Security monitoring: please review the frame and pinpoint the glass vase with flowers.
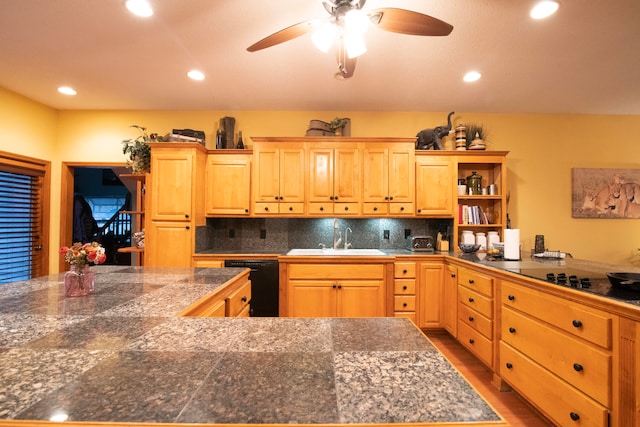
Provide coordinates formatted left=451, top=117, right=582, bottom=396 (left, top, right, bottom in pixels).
left=59, top=242, right=106, bottom=297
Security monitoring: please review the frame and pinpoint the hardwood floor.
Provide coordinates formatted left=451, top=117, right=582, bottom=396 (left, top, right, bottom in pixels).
left=424, top=331, right=554, bottom=427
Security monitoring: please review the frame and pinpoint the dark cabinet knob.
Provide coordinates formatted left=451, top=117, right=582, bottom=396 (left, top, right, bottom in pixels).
left=320, top=207, right=324, bottom=211
left=244, top=209, right=249, bottom=213
left=403, top=303, right=408, bottom=307
left=289, top=206, right=293, bottom=211
left=572, top=320, right=583, bottom=328
left=241, top=296, right=247, bottom=303
left=468, top=316, right=474, bottom=322
left=344, top=206, right=349, bottom=211
left=573, top=363, right=584, bottom=372
left=508, top=294, right=515, bottom=301
left=337, top=284, right=342, bottom=289
left=569, top=412, right=580, bottom=421
left=385, top=196, right=389, bottom=200
left=373, top=207, right=378, bottom=211
left=279, top=196, right=284, bottom=200
left=417, top=209, right=421, bottom=213
left=403, top=285, right=407, bottom=290
left=451, top=273, right=456, bottom=278
left=400, top=206, right=404, bottom=211
left=330, top=196, right=334, bottom=200
left=468, top=297, right=474, bottom=303
left=403, top=269, right=408, bottom=274
left=274, top=196, right=279, bottom=200
left=468, top=279, right=475, bottom=284
left=505, top=362, right=513, bottom=369
left=509, top=327, right=516, bottom=334
left=185, top=214, right=189, bottom=218
left=389, top=196, right=394, bottom=201
left=469, top=339, right=475, bottom=344
left=185, top=226, right=190, bottom=230
left=334, top=196, right=339, bottom=200
left=264, top=207, right=269, bottom=211
left=332, top=284, right=337, bottom=289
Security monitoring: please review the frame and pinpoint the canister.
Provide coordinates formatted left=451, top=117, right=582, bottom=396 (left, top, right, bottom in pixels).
left=487, top=231, right=500, bottom=248
left=466, top=171, right=482, bottom=195
left=475, top=232, right=487, bottom=250
left=461, top=230, right=475, bottom=245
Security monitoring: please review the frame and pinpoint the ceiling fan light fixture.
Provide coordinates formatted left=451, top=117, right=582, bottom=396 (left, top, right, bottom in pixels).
left=126, top=0, right=153, bottom=17
left=344, top=32, right=367, bottom=58
left=344, top=9, right=369, bottom=34
left=312, top=21, right=338, bottom=52
left=530, top=1, right=559, bottom=19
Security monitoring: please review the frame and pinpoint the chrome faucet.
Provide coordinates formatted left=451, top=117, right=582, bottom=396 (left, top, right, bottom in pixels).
left=344, top=227, right=352, bottom=249
left=333, top=218, right=341, bottom=249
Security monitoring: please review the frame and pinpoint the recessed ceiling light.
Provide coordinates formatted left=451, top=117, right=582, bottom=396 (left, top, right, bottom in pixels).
left=530, top=1, right=559, bottom=19
left=463, top=71, right=481, bottom=83
left=187, top=70, right=205, bottom=81
left=126, top=0, right=153, bottom=17
left=58, top=86, right=77, bottom=96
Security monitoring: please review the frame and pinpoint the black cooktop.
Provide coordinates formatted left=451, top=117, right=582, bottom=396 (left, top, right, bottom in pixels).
left=507, top=268, right=640, bottom=305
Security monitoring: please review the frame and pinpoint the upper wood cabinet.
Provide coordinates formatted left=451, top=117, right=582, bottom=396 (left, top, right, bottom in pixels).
left=415, top=154, right=454, bottom=216
left=149, top=149, right=194, bottom=221
left=362, top=142, right=415, bottom=215
left=205, top=153, right=251, bottom=216
left=252, top=141, right=305, bottom=215
left=307, top=143, right=361, bottom=215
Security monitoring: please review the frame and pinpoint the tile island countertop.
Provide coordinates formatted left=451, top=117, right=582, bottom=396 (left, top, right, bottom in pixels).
left=0, top=266, right=505, bottom=427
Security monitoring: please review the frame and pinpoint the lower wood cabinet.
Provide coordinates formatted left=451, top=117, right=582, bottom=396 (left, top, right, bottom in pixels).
left=282, top=262, right=388, bottom=318
left=443, top=263, right=458, bottom=336
left=178, top=270, right=251, bottom=318
left=145, top=221, right=192, bottom=267
left=418, top=262, right=444, bottom=328
left=499, top=280, right=613, bottom=427
left=393, top=261, right=416, bottom=322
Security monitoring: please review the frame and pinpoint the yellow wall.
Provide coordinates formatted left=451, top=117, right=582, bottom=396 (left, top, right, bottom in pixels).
left=2, top=87, right=639, bottom=271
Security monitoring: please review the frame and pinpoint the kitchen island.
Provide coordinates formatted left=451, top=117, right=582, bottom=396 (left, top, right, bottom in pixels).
left=0, top=266, right=504, bottom=426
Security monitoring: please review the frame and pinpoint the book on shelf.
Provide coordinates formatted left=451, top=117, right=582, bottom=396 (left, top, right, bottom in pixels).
left=458, top=204, right=489, bottom=225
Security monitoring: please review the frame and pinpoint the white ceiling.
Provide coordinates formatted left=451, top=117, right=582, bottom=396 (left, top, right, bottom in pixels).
left=0, top=0, right=639, bottom=114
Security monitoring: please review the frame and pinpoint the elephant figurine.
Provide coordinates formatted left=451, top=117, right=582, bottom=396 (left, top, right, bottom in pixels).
left=416, top=111, right=455, bottom=150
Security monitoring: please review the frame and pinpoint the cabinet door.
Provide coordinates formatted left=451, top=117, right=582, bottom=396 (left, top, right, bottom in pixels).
left=416, top=156, right=454, bottom=216
left=279, top=147, right=305, bottom=203
left=289, top=281, right=335, bottom=317
left=362, top=146, right=389, bottom=202
left=205, top=154, right=251, bottom=215
left=338, top=280, right=385, bottom=317
left=145, top=221, right=192, bottom=266
left=307, top=147, right=333, bottom=203
left=419, top=262, right=444, bottom=328
left=443, top=264, right=458, bottom=336
left=150, top=151, right=193, bottom=220
left=253, top=146, right=280, bottom=202
left=388, top=146, right=415, bottom=203
left=334, top=146, right=360, bottom=202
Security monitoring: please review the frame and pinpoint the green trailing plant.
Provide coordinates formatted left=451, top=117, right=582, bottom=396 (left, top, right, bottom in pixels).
left=329, top=117, right=348, bottom=132
left=121, top=125, right=164, bottom=173
left=465, top=124, right=489, bottom=148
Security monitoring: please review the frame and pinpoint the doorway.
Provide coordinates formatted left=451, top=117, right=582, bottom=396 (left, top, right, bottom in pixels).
left=60, top=163, right=140, bottom=271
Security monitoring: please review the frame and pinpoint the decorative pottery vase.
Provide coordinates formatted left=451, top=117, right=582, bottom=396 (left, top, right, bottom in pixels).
left=64, top=264, right=95, bottom=297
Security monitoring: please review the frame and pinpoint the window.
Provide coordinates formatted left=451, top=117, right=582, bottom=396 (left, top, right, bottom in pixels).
left=0, top=152, right=50, bottom=284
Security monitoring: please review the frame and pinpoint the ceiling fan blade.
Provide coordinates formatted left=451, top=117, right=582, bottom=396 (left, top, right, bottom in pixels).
left=247, top=21, right=314, bottom=52
left=369, top=8, right=453, bottom=36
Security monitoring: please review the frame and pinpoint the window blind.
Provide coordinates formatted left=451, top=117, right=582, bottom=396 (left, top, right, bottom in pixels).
left=0, top=170, right=43, bottom=284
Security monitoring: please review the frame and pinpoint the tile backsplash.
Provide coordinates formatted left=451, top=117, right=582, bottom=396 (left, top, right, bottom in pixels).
left=196, top=218, right=453, bottom=253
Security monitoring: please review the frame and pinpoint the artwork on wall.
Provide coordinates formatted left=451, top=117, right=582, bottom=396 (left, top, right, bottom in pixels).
left=572, top=168, right=640, bottom=218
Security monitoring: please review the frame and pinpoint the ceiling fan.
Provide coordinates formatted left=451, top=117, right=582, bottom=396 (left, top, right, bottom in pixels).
left=246, top=0, right=453, bottom=79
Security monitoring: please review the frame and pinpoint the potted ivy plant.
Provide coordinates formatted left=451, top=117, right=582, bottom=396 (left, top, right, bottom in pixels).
left=329, top=117, right=348, bottom=136
left=121, top=125, right=164, bottom=174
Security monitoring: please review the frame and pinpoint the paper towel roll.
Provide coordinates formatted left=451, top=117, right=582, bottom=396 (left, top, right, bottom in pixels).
left=504, top=228, right=520, bottom=260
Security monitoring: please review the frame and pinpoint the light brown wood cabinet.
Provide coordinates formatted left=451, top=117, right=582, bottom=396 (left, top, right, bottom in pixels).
left=307, top=143, right=361, bottom=215
left=283, top=262, right=387, bottom=318
left=499, top=280, right=613, bottom=426
left=145, top=143, right=206, bottom=266
left=418, top=262, right=444, bottom=328
left=393, top=261, right=417, bottom=322
left=205, top=153, right=251, bottom=216
left=179, top=270, right=251, bottom=318
left=415, top=154, right=454, bottom=216
left=362, top=142, right=415, bottom=215
left=252, top=141, right=305, bottom=215
left=443, top=263, right=458, bottom=336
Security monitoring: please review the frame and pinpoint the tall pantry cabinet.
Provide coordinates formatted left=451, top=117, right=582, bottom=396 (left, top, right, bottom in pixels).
left=145, top=143, right=207, bottom=266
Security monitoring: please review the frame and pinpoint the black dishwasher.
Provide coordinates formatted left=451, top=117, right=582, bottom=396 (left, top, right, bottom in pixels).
left=223, top=260, right=279, bottom=317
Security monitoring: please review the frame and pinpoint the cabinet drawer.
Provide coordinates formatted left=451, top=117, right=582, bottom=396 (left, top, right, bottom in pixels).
left=236, top=303, right=251, bottom=318
left=389, top=202, right=414, bottom=215
left=394, top=311, right=416, bottom=323
left=226, top=279, right=251, bottom=317
left=254, top=202, right=279, bottom=215
left=362, top=203, right=388, bottom=215
left=333, top=202, right=360, bottom=215
left=394, top=262, right=416, bottom=278
left=458, top=285, right=493, bottom=319
left=500, top=342, right=609, bottom=427
left=308, top=203, right=333, bottom=215
left=394, top=279, right=416, bottom=294
left=289, top=264, right=384, bottom=280
left=280, top=203, right=305, bottom=214
left=394, top=295, right=416, bottom=311
left=502, top=281, right=612, bottom=349
left=502, top=307, right=611, bottom=406
left=457, top=321, right=493, bottom=368
left=458, top=303, right=492, bottom=339
left=458, top=268, right=493, bottom=297
left=192, top=259, right=224, bottom=268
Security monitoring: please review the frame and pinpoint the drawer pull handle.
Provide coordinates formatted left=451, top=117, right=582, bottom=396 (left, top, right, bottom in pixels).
left=468, top=279, right=475, bottom=284
left=509, top=327, right=516, bottom=334
left=344, top=206, right=349, bottom=211
left=469, top=339, right=475, bottom=344
left=572, top=320, right=583, bottom=328
left=403, top=269, right=408, bottom=274
left=573, top=363, right=584, bottom=372
left=468, top=316, right=474, bottom=322
left=451, top=273, right=456, bottom=278
left=289, top=206, right=293, bottom=211
left=264, top=207, right=269, bottom=211
left=241, top=296, right=247, bottom=303
left=332, top=284, right=337, bottom=289
left=508, top=294, right=515, bottom=301
left=468, top=297, right=474, bottom=303
left=337, top=284, right=342, bottom=289
left=400, top=206, right=404, bottom=211
left=505, top=362, right=513, bottom=369
left=279, top=196, right=284, bottom=200
left=320, top=207, right=324, bottom=211
left=403, top=303, right=408, bottom=307
left=569, top=412, right=580, bottom=421
left=402, top=285, right=408, bottom=290
left=373, top=207, right=378, bottom=211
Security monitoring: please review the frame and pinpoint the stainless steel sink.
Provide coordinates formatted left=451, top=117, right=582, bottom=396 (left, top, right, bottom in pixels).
left=286, top=248, right=386, bottom=256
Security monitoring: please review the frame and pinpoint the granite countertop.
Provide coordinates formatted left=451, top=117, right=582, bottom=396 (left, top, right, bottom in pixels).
left=0, top=266, right=503, bottom=426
